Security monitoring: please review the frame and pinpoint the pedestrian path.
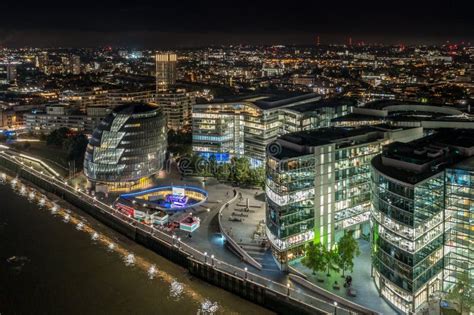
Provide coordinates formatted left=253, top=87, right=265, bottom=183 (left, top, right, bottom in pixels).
left=292, top=240, right=397, bottom=315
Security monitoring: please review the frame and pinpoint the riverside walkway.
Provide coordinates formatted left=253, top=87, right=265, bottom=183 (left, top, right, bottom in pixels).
left=0, top=147, right=377, bottom=315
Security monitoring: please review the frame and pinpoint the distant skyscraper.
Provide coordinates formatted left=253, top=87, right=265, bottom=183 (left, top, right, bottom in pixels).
left=35, top=52, right=49, bottom=73
left=155, top=53, right=177, bottom=92
left=0, top=63, right=17, bottom=84
left=7, top=64, right=17, bottom=83
left=70, top=55, right=81, bottom=75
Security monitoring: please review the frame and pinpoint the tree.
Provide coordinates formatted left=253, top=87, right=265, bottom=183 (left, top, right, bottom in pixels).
left=208, top=154, right=218, bottom=177
left=167, top=130, right=192, bottom=156
left=301, top=242, right=327, bottom=276
left=232, top=157, right=252, bottom=186
left=446, top=272, right=474, bottom=315
left=63, top=133, right=88, bottom=170
left=323, top=247, right=340, bottom=277
left=337, top=230, right=361, bottom=276
left=46, top=127, right=69, bottom=146
left=249, top=166, right=265, bottom=189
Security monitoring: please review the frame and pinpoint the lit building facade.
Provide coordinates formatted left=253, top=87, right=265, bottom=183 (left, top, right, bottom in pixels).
left=444, top=162, right=474, bottom=298
left=156, top=53, right=177, bottom=92
left=370, top=130, right=474, bottom=314
left=24, top=106, right=110, bottom=134
left=156, top=89, right=195, bottom=131
left=332, top=99, right=474, bottom=130
left=70, top=55, right=81, bottom=75
left=59, top=89, right=156, bottom=112
left=192, top=94, right=355, bottom=166
left=84, top=103, right=167, bottom=193
left=265, top=125, right=423, bottom=270
left=0, top=63, right=17, bottom=84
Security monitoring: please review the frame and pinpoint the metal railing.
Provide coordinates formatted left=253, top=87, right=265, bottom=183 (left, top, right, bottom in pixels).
left=217, top=191, right=263, bottom=270
left=0, top=151, right=360, bottom=315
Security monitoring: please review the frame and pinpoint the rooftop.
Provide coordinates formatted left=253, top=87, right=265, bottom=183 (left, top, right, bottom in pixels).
left=287, top=97, right=357, bottom=113
left=373, top=129, right=474, bottom=184
left=207, top=92, right=321, bottom=110
left=363, top=99, right=427, bottom=110
left=450, top=156, right=474, bottom=172
left=272, top=125, right=404, bottom=159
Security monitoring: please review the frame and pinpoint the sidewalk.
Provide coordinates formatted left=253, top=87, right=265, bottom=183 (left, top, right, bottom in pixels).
left=292, top=240, right=397, bottom=315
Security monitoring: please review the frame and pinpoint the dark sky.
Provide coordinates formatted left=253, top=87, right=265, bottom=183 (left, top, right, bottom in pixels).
left=2, top=1, right=473, bottom=47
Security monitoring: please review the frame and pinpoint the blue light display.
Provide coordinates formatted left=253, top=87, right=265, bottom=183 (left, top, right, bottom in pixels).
left=198, top=152, right=230, bottom=162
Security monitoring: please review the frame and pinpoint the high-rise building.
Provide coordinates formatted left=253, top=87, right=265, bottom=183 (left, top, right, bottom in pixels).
left=192, top=94, right=355, bottom=166
left=35, top=52, right=49, bottom=73
left=156, top=89, right=195, bottom=132
left=370, top=129, right=474, bottom=314
left=0, top=63, right=17, bottom=84
left=70, top=55, right=81, bottom=75
left=155, top=53, right=177, bottom=92
left=265, top=125, right=423, bottom=270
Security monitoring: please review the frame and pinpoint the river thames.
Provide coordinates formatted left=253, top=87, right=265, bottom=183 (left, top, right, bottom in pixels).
left=0, top=183, right=273, bottom=315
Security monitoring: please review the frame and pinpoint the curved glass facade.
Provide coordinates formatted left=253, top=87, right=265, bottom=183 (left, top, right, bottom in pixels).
left=266, top=154, right=316, bottom=268
left=84, top=103, right=167, bottom=191
left=371, top=158, right=444, bottom=314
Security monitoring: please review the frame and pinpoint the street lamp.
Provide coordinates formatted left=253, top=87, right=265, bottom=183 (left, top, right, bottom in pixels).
left=244, top=267, right=248, bottom=280
left=204, top=252, right=208, bottom=264
left=211, top=254, right=215, bottom=267
left=287, top=283, right=291, bottom=296
left=334, top=301, right=338, bottom=315
left=177, top=237, right=181, bottom=249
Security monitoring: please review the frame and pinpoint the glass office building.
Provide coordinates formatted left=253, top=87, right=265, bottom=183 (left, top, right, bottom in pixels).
left=192, top=93, right=355, bottom=166
left=84, top=103, right=167, bottom=192
left=265, top=125, right=423, bottom=270
left=444, top=162, right=474, bottom=293
left=370, top=130, right=474, bottom=314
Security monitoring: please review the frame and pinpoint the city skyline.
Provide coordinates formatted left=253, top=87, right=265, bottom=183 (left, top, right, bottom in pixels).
left=0, top=4, right=472, bottom=315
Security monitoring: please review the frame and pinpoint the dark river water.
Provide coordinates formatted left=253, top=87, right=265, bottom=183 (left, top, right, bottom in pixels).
left=0, top=183, right=273, bottom=315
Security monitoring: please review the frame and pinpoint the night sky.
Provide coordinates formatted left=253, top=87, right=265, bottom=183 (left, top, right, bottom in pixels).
left=2, top=1, right=473, bottom=47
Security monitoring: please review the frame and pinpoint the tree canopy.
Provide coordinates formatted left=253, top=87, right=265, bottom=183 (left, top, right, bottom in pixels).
left=446, top=272, right=474, bottom=315
left=337, top=230, right=361, bottom=276
left=301, top=242, right=326, bottom=275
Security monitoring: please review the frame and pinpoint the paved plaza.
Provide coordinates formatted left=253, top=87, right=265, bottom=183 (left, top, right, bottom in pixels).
left=293, top=239, right=398, bottom=314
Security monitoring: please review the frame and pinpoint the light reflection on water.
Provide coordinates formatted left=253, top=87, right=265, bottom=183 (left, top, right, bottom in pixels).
left=0, top=175, right=273, bottom=315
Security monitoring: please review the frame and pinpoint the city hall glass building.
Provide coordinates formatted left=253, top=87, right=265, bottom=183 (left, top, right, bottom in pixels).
left=84, top=103, right=167, bottom=192
left=192, top=93, right=355, bottom=166
left=370, top=130, right=474, bottom=314
left=265, top=125, right=422, bottom=270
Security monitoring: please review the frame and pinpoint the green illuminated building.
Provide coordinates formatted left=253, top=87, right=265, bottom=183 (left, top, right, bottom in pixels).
left=265, top=125, right=422, bottom=270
